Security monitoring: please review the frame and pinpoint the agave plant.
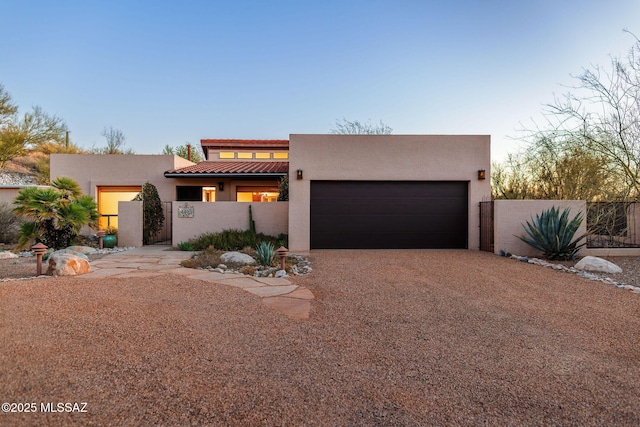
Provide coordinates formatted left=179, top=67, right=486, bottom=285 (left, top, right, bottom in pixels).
left=255, top=241, right=276, bottom=266
left=518, top=206, right=589, bottom=260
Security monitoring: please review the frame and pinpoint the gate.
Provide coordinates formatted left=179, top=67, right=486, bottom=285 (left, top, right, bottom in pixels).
left=145, top=201, right=172, bottom=245
left=479, top=201, right=494, bottom=252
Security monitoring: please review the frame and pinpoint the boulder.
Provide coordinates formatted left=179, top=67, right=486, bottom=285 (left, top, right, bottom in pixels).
left=575, top=256, right=622, bottom=274
left=220, top=251, right=256, bottom=265
left=66, top=245, right=98, bottom=255
left=46, top=252, right=91, bottom=276
left=0, top=251, right=18, bottom=259
left=52, top=249, right=90, bottom=261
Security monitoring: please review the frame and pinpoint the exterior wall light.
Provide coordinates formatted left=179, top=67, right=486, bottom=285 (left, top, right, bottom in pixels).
left=296, top=169, right=303, bottom=180
left=218, top=182, right=224, bottom=191
left=478, top=169, right=486, bottom=180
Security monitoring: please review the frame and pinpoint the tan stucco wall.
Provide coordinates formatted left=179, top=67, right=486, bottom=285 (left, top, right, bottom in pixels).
left=50, top=154, right=195, bottom=202
left=173, top=202, right=288, bottom=246
left=0, top=186, right=50, bottom=206
left=494, top=200, right=587, bottom=257
left=288, top=134, right=491, bottom=252
left=118, top=201, right=143, bottom=247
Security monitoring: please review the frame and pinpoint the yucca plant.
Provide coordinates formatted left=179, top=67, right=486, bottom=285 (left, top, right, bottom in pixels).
left=255, top=241, right=276, bottom=266
left=518, top=206, right=589, bottom=260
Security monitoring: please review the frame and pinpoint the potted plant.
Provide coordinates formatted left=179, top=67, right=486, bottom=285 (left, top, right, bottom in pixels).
left=102, top=226, right=117, bottom=249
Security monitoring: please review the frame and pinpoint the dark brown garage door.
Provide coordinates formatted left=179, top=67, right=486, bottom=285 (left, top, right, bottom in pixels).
left=310, top=181, right=468, bottom=249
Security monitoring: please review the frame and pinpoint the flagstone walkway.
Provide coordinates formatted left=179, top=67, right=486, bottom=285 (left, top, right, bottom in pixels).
left=84, top=246, right=313, bottom=319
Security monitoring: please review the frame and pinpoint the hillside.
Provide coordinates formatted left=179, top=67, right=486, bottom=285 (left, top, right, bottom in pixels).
left=0, top=151, right=48, bottom=185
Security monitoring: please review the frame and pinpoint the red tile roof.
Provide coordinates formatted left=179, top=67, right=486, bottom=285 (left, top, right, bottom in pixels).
left=200, top=139, right=289, bottom=149
left=165, top=161, right=288, bottom=177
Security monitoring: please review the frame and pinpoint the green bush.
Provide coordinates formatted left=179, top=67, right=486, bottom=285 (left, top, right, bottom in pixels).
left=255, top=241, right=275, bottom=266
left=177, top=241, right=196, bottom=251
left=518, top=206, right=589, bottom=260
left=178, top=229, right=287, bottom=252
left=0, top=201, right=22, bottom=243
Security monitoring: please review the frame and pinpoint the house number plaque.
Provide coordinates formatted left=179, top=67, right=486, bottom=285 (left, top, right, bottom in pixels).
left=178, top=203, right=194, bottom=218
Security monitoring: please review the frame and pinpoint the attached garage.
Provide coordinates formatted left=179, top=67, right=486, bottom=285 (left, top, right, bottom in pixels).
left=310, top=181, right=468, bottom=249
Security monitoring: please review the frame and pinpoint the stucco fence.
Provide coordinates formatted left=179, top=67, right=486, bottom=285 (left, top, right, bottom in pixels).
left=117, top=201, right=288, bottom=248
left=493, top=200, right=640, bottom=258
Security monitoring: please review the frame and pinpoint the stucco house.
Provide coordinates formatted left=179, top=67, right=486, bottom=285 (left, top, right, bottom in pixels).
left=50, top=134, right=492, bottom=252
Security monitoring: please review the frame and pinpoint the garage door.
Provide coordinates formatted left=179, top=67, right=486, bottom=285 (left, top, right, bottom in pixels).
left=310, top=181, right=468, bottom=249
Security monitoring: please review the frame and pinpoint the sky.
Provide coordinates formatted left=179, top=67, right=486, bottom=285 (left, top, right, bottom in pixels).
left=1, top=0, right=639, bottom=161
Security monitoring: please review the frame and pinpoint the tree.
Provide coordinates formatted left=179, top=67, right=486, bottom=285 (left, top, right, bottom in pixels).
left=492, top=137, right=622, bottom=201
left=0, top=85, right=68, bottom=167
left=330, top=118, right=393, bottom=135
left=12, top=176, right=98, bottom=249
left=520, top=31, right=640, bottom=200
left=162, top=143, right=204, bottom=162
left=92, top=126, right=134, bottom=154
left=133, top=182, right=165, bottom=245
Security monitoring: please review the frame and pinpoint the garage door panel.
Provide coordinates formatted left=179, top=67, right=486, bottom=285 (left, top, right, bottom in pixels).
left=310, top=181, right=468, bottom=249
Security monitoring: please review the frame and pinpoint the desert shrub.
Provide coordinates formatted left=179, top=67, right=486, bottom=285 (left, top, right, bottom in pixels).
left=177, top=241, right=196, bottom=251
left=179, top=229, right=286, bottom=252
left=0, top=201, right=22, bottom=243
left=518, top=206, right=589, bottom=260
left=255, top=241, right=275, bottom=266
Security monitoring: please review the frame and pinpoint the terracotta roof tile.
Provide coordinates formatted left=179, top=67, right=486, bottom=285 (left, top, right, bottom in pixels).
left=165, top=161, right=288, bottom=176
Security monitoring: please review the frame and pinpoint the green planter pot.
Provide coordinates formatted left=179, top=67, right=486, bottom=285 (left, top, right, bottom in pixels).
left=103, top=235, right=117, bottom=249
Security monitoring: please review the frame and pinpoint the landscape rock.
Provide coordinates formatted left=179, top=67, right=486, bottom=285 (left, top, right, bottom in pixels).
left=275, top=269, right=288, bottom=278
left=575, top=256, right=622, bottom=274
left=52, top=249, right=90, bottom=261
left=0, top=251, right=18, bottom=259
left=220, top=251, right=256, bottom=265
left=46, top=252, right=91, bottom=276
left=66, top=245, right=98, bottom=255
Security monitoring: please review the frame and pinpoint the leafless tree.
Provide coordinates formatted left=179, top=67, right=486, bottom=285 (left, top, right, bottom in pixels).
left=330, top=118, right=393, bottom=135
left=94, top=126, right=133, bottom=154
left=520, top=30, right=640, bottom=200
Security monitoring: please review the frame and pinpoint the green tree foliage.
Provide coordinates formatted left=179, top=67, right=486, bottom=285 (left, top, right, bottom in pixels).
left=12, top=177, right=98, bottom=250
left=162, top=143, right=204, bottom=162
left=133, top=182, right=165, bottom=245
left=518, top=207, right=589, bottom=260
left=511, top=32, right=640, bottom=201
left=492, top=138, right=621, bottom=201
left=330, top=118, right=393, bottom=135
left=277, top=174, right=289, bottom=201
left=0, top=85, right=68, bottom=167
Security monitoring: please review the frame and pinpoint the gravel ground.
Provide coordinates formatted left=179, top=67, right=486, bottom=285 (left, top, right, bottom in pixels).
left=1, top=250, right=639, bottom=425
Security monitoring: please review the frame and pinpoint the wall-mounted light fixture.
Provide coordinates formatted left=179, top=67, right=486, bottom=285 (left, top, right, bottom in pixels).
left=218, top=182, right=224, bottom=191
left=478, top=169, right=486, bottom=180
left=296, top=169, right=303, bottom=180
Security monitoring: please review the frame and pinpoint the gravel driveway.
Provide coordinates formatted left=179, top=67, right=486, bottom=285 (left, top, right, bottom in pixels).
left=1, top=250, right=639, bottom=425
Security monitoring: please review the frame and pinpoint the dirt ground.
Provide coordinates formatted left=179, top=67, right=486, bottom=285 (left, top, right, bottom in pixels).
left=1, top=250, right=639, bottom=425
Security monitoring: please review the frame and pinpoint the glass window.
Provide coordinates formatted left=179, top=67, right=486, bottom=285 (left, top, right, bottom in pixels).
left=219, top=152, right=235, bottom=159
left=255, top=152, right=271, bottom=159
left=97, top=186, right=142, bottom=229
left=273, top=152, right=288, bottom=159
left=237, top=152, right=253, bottom=159
left=236, top=187, right=279, bottom=202
left=177, top=186, right=203, bottom=201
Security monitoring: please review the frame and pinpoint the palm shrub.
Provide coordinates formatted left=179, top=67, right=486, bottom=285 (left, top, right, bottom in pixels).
left=255, top=241, right=275, bottom=266
left=518, top=206, right=588, bottom=260
left=12, top=177, right=98, bottom=249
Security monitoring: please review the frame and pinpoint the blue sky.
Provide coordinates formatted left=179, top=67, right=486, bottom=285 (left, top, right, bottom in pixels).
left=1, top=0, right=638, bottom=161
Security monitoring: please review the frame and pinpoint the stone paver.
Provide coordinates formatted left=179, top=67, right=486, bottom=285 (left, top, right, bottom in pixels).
left=87, top=246, right=313, bottom=319
left=245, top=285, right=299, bottom=297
